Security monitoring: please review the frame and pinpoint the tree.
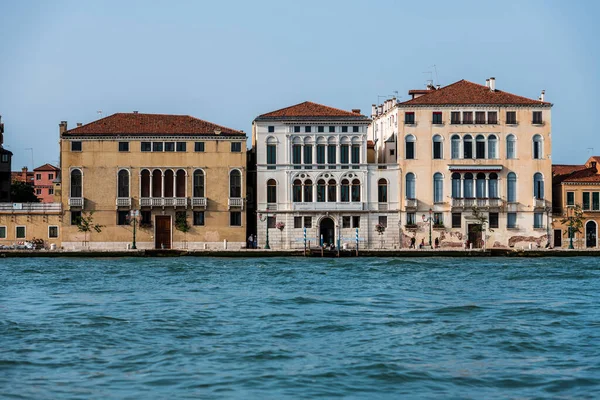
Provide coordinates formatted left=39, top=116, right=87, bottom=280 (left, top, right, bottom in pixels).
left=10, top=182, right=40, bottom=203
left=470, top=205, right=494, bottom=249
left=175, top=211, right=190, bottom=249
left=560, top=204, right=584, bottom=249
left=75, top=211, right=104, bottom=247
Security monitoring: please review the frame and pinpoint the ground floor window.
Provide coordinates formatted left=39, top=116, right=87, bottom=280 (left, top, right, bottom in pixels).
left=193, top=211, right=205, bottom=226
left=507, top=212, right=517, bottom=228
left=48, top=226, right=59, bottom=238
left=117, top=210, right=129, bottom=225
left=534, top=212, right=544, bottom=228
left=230, top=212, right=242, bottom=227
left=342, top=216, right=351, bottom=228
left=71, top=211, right=81, bottom=225
left=406, top=212, right=416, bottom=226
left=378, top=216, right=387, bottom=228
left=489, top=212, right=499, bottom=229
left=294, top=216, right=302, bottom=228
left=141, top=211, right=152, bottom=227
left=304, top=216, right=312, bottom=228
left=16, top=226, right=26, bottom=239
left=352, top=216, right=360, bottom=228
left=433, top=212, right=443, bottom=226
left=452, top=213, right=461, bottom=228
left=267, top=216, right=276, bottom=228
left=0, top=226, right=6, bottom=238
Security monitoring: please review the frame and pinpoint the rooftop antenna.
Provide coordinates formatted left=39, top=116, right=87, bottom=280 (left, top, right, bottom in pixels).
left=25, top=147, right=34, bottom=169
left=377, top=93, right=399, bottom=104
left=431, top=64, right=439, bottom=86
left=587, top=147, right=594, bottom=156
left=97, top=110, right=103, bottom=119
left=422, top=70, right=433, bottom=87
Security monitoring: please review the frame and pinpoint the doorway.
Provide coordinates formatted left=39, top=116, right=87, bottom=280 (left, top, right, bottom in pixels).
left=319, top=217, right=335, bottom=246
left=553, top=229, right=562, bottom=248
left=155, top=215, right=172, bottom=249
left=467, top=224, right=483, bottom=248
left=586, top=221, right=597, bottom=248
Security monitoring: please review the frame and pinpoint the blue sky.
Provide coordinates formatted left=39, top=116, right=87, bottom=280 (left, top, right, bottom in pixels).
left=1, top=0, right=598, bottom=168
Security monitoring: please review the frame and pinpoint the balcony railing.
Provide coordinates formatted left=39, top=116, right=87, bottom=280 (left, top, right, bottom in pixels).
left=292, top=202, right=363, bottom=211
left=451, top=198, right=502, bottom=208
left=0, top=202, right=62, bottom=213
left=228, top=197, right=244, bottom=209
left=164, top=197, right=188, bottom=207
left=191, top=197, right=207, bottom=207
left=534, top=197, right=546, bottom=208
left=68, top=197, right=84, bottom=207
left=116, top=197, right=132, bottom=207
left=140, top=197, right=188, bottom=208
left=266, top=203, right=278, bottom=211
left=405, top=198, right=417, bottom=208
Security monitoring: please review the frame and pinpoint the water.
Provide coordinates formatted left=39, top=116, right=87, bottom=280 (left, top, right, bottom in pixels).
left=1, top=257, right=599, bottom=399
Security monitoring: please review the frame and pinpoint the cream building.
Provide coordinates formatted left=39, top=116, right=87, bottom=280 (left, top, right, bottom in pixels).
left=372, top=78, right=553, bottom=248
left=60, top=112, right=247, bottom=250
left=252, top=102, right=400, bottom=250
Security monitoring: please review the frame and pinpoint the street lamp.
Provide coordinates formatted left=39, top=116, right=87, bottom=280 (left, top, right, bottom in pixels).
left=258, top=212, right=272, bottom=249
left=422, top=208, right=433, bottom=247
left=127, top=209, right=139, bottom=250
left=566, top=207, right=575, bottom=250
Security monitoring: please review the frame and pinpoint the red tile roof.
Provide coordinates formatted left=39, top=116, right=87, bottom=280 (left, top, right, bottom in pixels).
left=553, top=164, right=586, bottom=177
left=399, top=80, right=552, bottom=106
left=34, top=163, right=60, bottom=172
left=63, top=113, right=244, bottom=136
left=562, top=168, right=600, bottom=183
left=553, top=160, right=600, bottom=184
left=256, top=101, right=369, bottom=120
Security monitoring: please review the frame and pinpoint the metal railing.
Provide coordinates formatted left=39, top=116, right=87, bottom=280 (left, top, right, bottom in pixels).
left=68, top=197, right=84, bottom=207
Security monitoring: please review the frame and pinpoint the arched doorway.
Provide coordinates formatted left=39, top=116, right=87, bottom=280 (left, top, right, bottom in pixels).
left=586, top=221, right=597, bottom=248
left=319, top=217, right=335, bottom=247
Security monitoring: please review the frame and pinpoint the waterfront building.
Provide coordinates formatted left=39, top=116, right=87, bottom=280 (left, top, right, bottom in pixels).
left=371, top=78, right=553, bottom=248
left=252, top=102, right=400, bottom=250
left=0, top=116, right=12, bottom=202
left=33, top=163, right=60, bottom=203
left=59, top=112, right=247, bottom=250
left=552, top=157, right=600, bottom=248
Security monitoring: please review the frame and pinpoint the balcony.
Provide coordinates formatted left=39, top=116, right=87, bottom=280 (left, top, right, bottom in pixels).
left=405, top=198, right=417, bottom=209
left=292, top=202, right=363, bottom=211
left=228, top=197, right=244, bottom=209
left=140, top=197, right=188, bottom=208
left=0, top=202, right=62, bottom=213
left=191, top=197, right=207, bottom=207
left=68, top=197, right=84, bottom=207
left=534, top=197, right=546, bottom=209
left=452, top=198, right=502, bottom=209
left=164, top=197, right=188, bottom=207
left=266, top=203, right=278, bottom=211
left=116, top=197, right=132, bottom=207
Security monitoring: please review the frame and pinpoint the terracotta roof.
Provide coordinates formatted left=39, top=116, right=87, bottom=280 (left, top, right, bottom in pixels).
left=553, top=164, right=586, bottom=177
left=63, top=113, right=244, bottom=136
left=399, top=80, right=552, bottom=106
left=553, top=162, right=600, bottom=184
left=562, top=168, right=600, bottom=183
left=256, top=101, right=369, bottom=120
left=34, top=163, right=60, bottom=172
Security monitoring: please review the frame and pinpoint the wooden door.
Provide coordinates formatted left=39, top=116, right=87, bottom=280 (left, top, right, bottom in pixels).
left=553, top=229, right=562, bottom=248
left=155, top=216, right=172, bottom=249
left=467, top=224, right=483, bottom=248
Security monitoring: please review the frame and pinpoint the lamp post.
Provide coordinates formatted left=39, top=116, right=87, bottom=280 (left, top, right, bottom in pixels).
left=567, top=207, right=575, bottom=250
left=128, top=209, right=138, bottom=250
left=258, top=212, right=271, bottom=249
left=422, top=208, right=433, bottom=247
left=398, top=219, right=403, bottom=248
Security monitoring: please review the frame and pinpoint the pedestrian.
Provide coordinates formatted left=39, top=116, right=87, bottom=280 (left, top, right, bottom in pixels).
left=247, top=234, right=253, bottom=249
left=410, top=237, right=416, bottom=249
left=420, top=238, right=425, bottom=249
left=434, top=237, right=439, bottom=249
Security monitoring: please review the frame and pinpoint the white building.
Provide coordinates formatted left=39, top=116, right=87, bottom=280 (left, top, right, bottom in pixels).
left=252, top=102, right=400, bottom=250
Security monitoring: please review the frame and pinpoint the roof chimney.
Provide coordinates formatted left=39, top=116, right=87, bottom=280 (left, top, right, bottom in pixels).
left=371, top=104, right=377, bottom=117
left=485, top=79, right=490, bottom=88
left=591, top=161, right=597, bottom=172
left=76, top=123, right=82, bottom=127
left=133, top=111, right=139, bottom=114
left=59, top=121, right=68, bottom=135
left=352, top=109, right=361, bottom=114
left=489, top=77, right=496, bottom=91
left=539, top=90, right=545, bottom=102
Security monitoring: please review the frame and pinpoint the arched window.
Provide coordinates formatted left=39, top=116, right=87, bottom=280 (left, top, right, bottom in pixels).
left=506, top=134, right=516, bottom=159
left=476, top=135, right=486, bottom=159
left=463, top=173, right=474, bottom=198
left=141, top=169, right=150, bottom=197
left=433, top=135, right=443, bottom=159
left=378, top=178, right=388, bottom=203
left=117, top=170, right=129, bottom=198
left=176, top=170, right=186, bottom=197
left=163, top=170, right=174, bottom=197
left=433, top=173, right=443, bottom=203
left=476, top=173, right=486, bottom=198
left=292, top=179, right=301, bottom=202
left=317, top=179, right=326, bottom=202
left=152, top=169, right=162, bottom=197
left=268, top=179, right=278, bottom=203
left=451, top=172, right=461, bottom=198
left=507, top=172, right=517, bottom=202
left=451, top=135, right=460, bottom=159
left=534, top=173, right=544, bottom=199
left=488, top=173, right=498, bottom=199
left=266, top=136, right=277, bottom=169
left=229, top=170, right=241, bottom=198
left=533, top=134, right=543, bottom=159
left=351, top=179, right=361, bottom=202
left=303, top=180, right=313, bottom=202
left=70, top=169, right=82, bottom=198
left=341, top=179, right=350, bottom=202
left=463, top=135, right=473, bottom=159
left=406, top=173, right=415, bottom=199
left=193, top=170, right=205, bottom=197
left=488, top=135, right=497, bottom=159
left=405, top=135, right=415, bottom=159
left=327, top=179, right=337, bottom=202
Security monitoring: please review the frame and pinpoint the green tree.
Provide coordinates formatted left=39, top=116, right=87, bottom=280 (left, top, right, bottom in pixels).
left=560, top=204, right=584, bottom=249
left=10, top=182, right=40, bottom=203
left=175, top=211, right=190, bottom=249
left=470, top=205, right=494, bottom=249
left=75, top=211, right=104, bottom=246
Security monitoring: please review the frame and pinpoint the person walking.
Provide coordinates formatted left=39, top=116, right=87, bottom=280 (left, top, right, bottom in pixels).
left=410, top=237, right=416, bottom=249
left=434, top=237, right=439, bottom=249
left=247, top=234, right=254, bottom=249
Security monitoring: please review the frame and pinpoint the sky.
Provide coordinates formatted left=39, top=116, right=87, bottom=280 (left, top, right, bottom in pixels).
left=1, top=0, right=599, bottom=169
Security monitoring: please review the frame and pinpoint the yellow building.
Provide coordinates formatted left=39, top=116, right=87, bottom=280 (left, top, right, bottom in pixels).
left=0, top=203, right=62, bottom=249
left=59, top=112, right=247, bottom=250
left=552, top=157, right=600, bottom=249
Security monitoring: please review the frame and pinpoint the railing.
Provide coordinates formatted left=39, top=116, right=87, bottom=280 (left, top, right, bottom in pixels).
left=463, top=198, right=476, bottom=207
left=164, top=197, right=188, bottom=207
left=534, top=197, right=546, bottom=208
left=378, top=203, right=388, bottom=211
left=229, top=198, right=243, bottom=209
left=68, top=197, right=84, bottom=207
left=488, top=198, right=501, bottom=207
left=116, top=197, right=132, bottom=207
left=266, top=203, right=277, bottom=211
left=293, top=202, right=363, bottom=211
left=451, top=198, right=464, bottom=208
left=452, top=198, right=502, bottom=208
left=0, top=202, right=62, bottom=212
left=191, top=197, right=207, bottom=207
left=405, top=198, right=417, bottom=208
left=140, top=197, right=188, bottom=207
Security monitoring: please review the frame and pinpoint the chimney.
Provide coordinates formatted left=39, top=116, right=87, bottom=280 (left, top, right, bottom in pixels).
left=76, top=123, right=82, bottom=127
left=59, top=121, right=68, bottom=135
left=592, top=161, right=597, bottom=172
left=485, top=79, right=490, bottom=88
left=352, top=109, right=361, bottom=114
left=133, top=111, right=139, bottom=114
left=21, top=167, right=28, bottom=182
left=214, top=129, right=221, bottom=135
left=489, top=77, right=496, bottom=91
left=371, top=104, right=377, bottom=117
left=436, top=85, right=440, bottom=90
left=539, top=90, right=545, bottom=102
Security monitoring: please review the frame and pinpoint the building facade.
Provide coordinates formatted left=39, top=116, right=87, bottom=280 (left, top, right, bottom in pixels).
left=253, top=102, right=400, bottom=250
left=372, top=78, right=553, bottom=248
left=60, top=112, right=247, bottom=250
left=33, top=163, right=60, bottom=203
left=0, top=116, right=12, bottom=202
left=552, top=157, right=600, bottom=249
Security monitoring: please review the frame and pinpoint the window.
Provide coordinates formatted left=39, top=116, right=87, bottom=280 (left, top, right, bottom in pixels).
left=48, top=225, right=59, bottom=237
left=405, top=112, right=415, bottom=124
left=153, top=142, right=163, bottom=152
left=342, top=216, right=351, bottom=228
left=304, top=143, right=313, bottom=167
left=475, top=111, right=486, bottom=124
left=70, top=169, right=82, bottom=198
left=507, top=172, right=517, bottom=202
left=0, top=154, right=8, bottom=163
left=406, top=212, right=416, bottom=226
left=405, top=135, right=415, bottom=159
left=292, top=179, right=302, bottom=202
left=406, top=173, right=416, bottom=199
left=533, top=135, right=542, bottom=159
left=267, top=216, right=276, bottom=228
left=583, top=192, right=590, bottom=210
left=352, top=126, right=359, bottom=133
left=119, top=142, right=129, bottom=152
left=317, top=179, right=326, bottom=202
left=229, top=170, right=242, bottom=198
left=0, top=226, right=6, bottom=239
left=267, top=179, right=278, bottom=203
left=351, top=179, right=361, bottom=202
left=451, top=173, right=461, bottom=198
left=341, top=126, right=348, bottom=133
left=294, top=216, right=302, bottom=228
left=488, top=173, right=499, bottom=199
left=378, top=179, right=388, bottom=203
left=317, top=126, right=324, bottom=133
left=532, top=212, right=544, bottom=229
left=268, top=126, right=275, bottom=133
left=193, top=211, right=205, bottom=226
left=267, top=143, right=277, bottom=170
left=463, top=173, right=474, bottom=198
left=292, top=143, right=302, bottom=169
left=489, top=213, right=499, bottom=229
left=487, top=112, right=498, bottom=124
left=117, top=170, right=129, bottom=198
left=231, top=142, right=242, bottom=152
left=141, top=211, right=151, bottom=226
left=566, top=191, right=575, bottom=206
left=507, top=213, right=517, bottom=228
left=329, top=126, right=335, bottom=133
left=193, top=170, right=204, bottom=197
left=506, top=111, right=517, bottom=124
left=327, top=144, right=336, bottom=168
left=71, top=141, right=82, bottom=151
left=176, top=142, right=186, bottom=152
left=303, top=180, right=313, bottom=202
left=49, top=188, right=54, bottom=195
left=378, top=216, right=388, bottom=228
left=432, top=112, right=442, bottom=124
left=533, top=111, right=543, bottom=124
left=195, top=142, right=205, bottom=152
left=327, top=179, right=337, bottom=202
left=594, top=192, right=600, bottom=211
left=533, top=173, right=544, bottom=199
left=463, top=135, right=473, bottom=158
left=164, top=142, right=174, bottom=152
left=36, top=189, right=42, bottom=195
left=506, top=134, right=516, bottom=159
left=71, top=211, right=81, bottom=225
left=230, top=212, right=242, bottom=226
left=352, top=216, right=360, bottom=228
left=476, top=173, right=486, bottom=198
left=351, top=145, right=360, bottom=168
left=16, top=226, right=26, bottom=239
left=141, top=142, right=151, bottom=152
left=341, top=179, right=350, bottom=202
left=36, top=174, right=42, bottom=180
left=294, top=126, right=301, bottom=133
left=451, top=135, right=460, bottom=159
left=433, top=212, right=443, bottom=226
left=48, top=174, right=54, bottom=180
left=488, top=135, right=497, bottom=159
left=433, top=173, right=443, bottom=203
left=117, top=210, right=129, bottom=225
left=340, top=144, right=349, bottom=168
left=433, top=135, right=443, bottom=159
left=462, top=112, right=473, bottom=124
left=452, top=213, right=461, bottom=228
left=475, top=135, right=486, bottom=159
left=451, top=111, right=460, bottom=124
left=316, top=145, right=326, bottom=168
left=304, top=216, right=312, bottom=228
